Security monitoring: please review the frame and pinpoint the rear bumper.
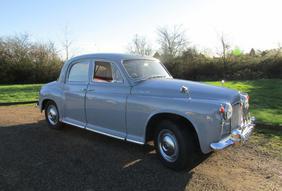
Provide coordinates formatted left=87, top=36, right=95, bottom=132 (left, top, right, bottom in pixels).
left=210, top=117, right=255, bottom=150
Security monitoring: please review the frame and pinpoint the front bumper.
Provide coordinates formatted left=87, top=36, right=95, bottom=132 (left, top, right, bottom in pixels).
left=210, top=117, right=255, bottom=150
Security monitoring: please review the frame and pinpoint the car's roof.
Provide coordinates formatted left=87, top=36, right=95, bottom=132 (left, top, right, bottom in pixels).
left=68, top=53, right=158, bottom=62
left=59, top=53, right=159, bottom=84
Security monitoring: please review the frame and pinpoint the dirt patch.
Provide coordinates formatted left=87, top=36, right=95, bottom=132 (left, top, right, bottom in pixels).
left=0, top=105, right=281, bottom=191
left=0, top=105, right=42, bottom=126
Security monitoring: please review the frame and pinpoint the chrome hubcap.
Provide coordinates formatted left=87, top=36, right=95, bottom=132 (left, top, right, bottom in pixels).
left=47, top=105, right=58, bottom=125
left=158, top=129, right=179, bottom=162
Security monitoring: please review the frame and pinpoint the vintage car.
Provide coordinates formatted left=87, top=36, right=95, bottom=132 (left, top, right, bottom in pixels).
left=38, top=53, right=255, bottom=170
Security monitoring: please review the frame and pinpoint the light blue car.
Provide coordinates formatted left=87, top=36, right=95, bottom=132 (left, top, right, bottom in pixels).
left=38, top=53, right=255, bottom=170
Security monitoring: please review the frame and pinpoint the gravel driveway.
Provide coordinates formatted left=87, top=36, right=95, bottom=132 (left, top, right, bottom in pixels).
left=0, top=105, right=281, bottom=191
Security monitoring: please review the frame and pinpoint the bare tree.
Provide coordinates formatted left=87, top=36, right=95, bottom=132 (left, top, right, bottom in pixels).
left=128, top=34, right=152, bottom=56
left=5, top=33, right=31, bottom=61
left=218, top=33, right=231, bottom=79
left=62, top=26, right=73, bottom=60
left=157, top=25, right=188, bottom=60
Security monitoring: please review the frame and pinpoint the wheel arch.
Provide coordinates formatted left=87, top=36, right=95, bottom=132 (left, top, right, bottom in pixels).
left=145, top=112, right=200, bottom=149
left=41, top=98, right=56, bottom=111
left=41, top=98, right=64, bottom=122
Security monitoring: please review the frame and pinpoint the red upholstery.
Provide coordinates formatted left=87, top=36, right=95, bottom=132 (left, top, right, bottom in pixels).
left=94, top=76, right=112, bottom=82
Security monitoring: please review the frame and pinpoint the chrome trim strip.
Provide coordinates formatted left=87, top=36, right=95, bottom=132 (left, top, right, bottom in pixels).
left=85, top=127, right=125, bottom=140
left=126, top=138, right=144, bottom=145
left=63, top=119, right=144, bottom=145
left=62, top=120, right=85, bottom=129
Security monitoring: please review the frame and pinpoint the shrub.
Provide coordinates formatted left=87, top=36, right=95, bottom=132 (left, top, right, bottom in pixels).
left=0, top=34, right=63, bottom=84
left=162, top=49, right=282, bottom=81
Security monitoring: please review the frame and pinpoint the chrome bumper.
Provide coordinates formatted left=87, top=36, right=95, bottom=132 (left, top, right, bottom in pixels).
left=210, top=117, right=255, bottom=150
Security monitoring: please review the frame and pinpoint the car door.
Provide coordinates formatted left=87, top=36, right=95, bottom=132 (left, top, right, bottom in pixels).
left=63, top=59, right=90, bottom=128
left=85, top=60, right=129, bottom=139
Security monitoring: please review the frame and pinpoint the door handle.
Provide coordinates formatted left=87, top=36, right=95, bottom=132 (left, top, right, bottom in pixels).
left=88, top=89, right=95, bottom=92
left=81, top=88, right=87, bottom=92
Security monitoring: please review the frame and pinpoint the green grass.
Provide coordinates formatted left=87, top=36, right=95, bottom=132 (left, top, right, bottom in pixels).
left=207, top=79, right=282, bottom=125
left=0, top=84, right=42, bottom=103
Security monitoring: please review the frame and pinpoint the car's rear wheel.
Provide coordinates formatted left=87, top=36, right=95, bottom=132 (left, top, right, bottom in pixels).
left=44, top=101, right=62, bottom=129
left=154, top=120, right=197, bottom=171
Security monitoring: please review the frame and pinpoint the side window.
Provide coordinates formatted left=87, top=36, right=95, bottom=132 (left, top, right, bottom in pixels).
left=68, top=62, right=89, bottom=82
left=94, top=61, right=123, bottom=83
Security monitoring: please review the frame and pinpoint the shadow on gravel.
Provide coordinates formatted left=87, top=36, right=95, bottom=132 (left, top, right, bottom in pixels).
left=0, top=121, right=209, bottom=191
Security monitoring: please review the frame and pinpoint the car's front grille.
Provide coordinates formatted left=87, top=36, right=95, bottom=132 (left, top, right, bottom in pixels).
left=231, top=103, right=243, bottom=130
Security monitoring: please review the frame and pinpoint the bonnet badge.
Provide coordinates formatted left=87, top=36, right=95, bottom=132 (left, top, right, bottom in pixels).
left=180, top=86, right=188, bottom=94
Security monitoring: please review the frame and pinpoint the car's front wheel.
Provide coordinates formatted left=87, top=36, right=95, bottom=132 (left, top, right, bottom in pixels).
left=154, top=120, right=197, bottom=171
left=44, top=101, right=62, bottom=129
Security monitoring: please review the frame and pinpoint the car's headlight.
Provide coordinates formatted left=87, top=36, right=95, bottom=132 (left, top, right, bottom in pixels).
left=219, top=103, right=233, bottom=120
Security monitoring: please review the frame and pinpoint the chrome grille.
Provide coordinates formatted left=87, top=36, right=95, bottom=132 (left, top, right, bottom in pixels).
left=231, top=103, right=243, bottom=130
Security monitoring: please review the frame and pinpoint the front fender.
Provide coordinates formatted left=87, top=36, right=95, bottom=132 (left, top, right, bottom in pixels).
left=126, top=95, right=222, bottom=154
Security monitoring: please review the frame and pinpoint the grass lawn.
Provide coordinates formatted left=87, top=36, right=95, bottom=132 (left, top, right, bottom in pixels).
left=0, top=79, right=281, bottom=125
left=0, top=84, right=42, bottom=103
left=207, top=79, right=282, bottom=125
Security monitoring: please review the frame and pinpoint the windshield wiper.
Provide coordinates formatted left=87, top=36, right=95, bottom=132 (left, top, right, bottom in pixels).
left=135, top=75, right=168, bottom=83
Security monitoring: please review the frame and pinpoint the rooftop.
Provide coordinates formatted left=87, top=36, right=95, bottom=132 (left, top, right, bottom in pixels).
left=68, top=53, right=157, bottom=62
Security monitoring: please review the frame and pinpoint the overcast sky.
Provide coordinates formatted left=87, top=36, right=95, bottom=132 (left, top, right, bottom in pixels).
left=1, top=0, right=281, bottom=58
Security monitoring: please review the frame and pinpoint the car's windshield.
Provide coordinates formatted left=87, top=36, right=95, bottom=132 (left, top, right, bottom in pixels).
left=122, top=59, right=171, bottom=81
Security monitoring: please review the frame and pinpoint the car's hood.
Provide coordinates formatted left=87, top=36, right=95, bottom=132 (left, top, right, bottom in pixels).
left=131, top=78, right=240, bottom=103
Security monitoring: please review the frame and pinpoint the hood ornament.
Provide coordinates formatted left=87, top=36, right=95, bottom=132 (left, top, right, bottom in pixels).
left=180, top=86, right=188, bottom=94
